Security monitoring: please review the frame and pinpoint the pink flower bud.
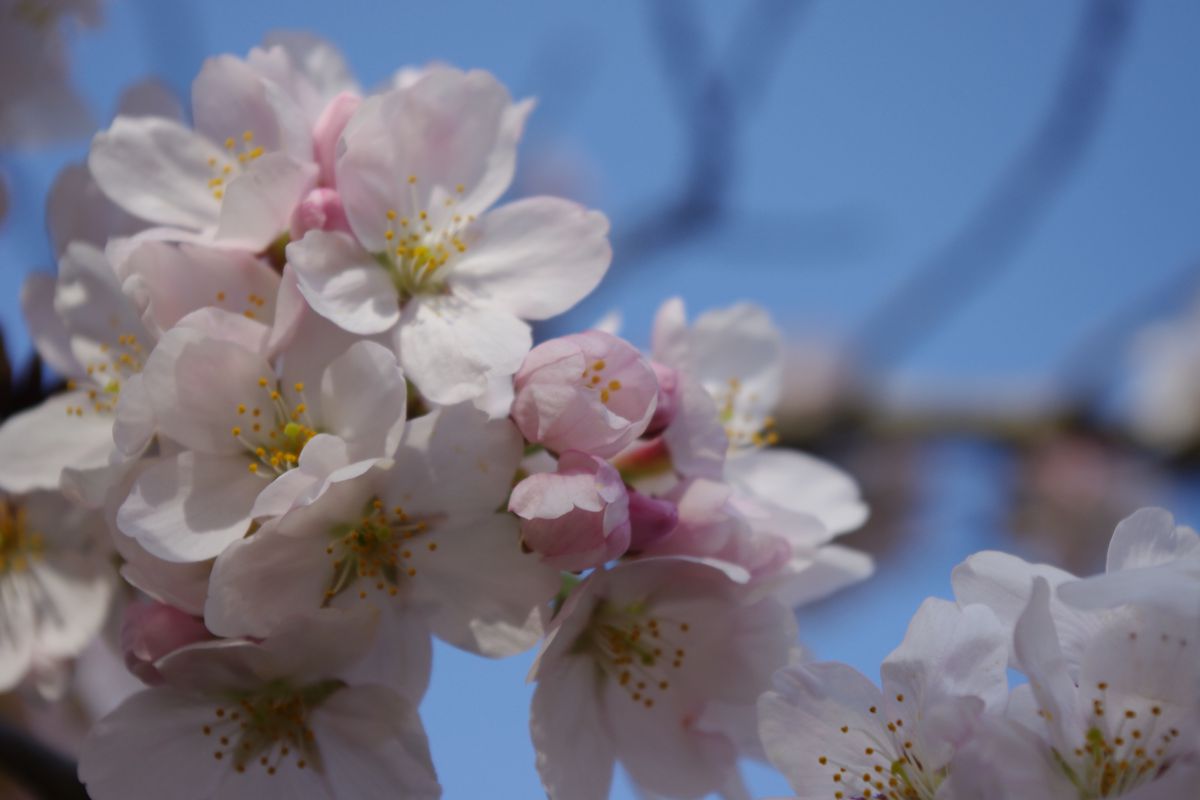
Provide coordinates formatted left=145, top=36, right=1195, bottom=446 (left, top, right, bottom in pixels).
left=313, top=91, right=361, bottom=187
left=291, top=187, right=352, bottom=239
left=644, top=361, right=680, bottom=437
left=626, top=488, right=678, bottom=551
left=509, top=450, right=631, bottom=571
left=121, top=601, right=212, bottom=685
left=512, top=331, right=658, bottom=458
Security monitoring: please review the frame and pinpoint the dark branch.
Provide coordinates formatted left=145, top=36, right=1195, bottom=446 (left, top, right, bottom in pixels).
left=0, top=720, right=87, bottom=800
left=852, top=0, right=1136, bottom=371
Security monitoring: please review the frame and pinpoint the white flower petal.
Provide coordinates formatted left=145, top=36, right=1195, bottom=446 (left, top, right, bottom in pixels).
left=409, top=513, right=556, bottom=657
left=451, top=197, right=611, bottom=321
left=726, top=448, right=867, bottom=536
left=758, top=661, right=887, bottom=796
left=319, top=340, right=406, bottom=459
left=118, top=452, right=262, bottom=562
left=312, top=684, right=440, bottom=800
left=192, top=53, right=309, bottom=160
left=22, top=272, right=83, bottom=378
left=47, top=161, right=144, bottom=257
left=287, top=230, right=401, bottom=335
left=141, top=324, right=273, bottom=454
left=1104, top=506, right=1200, bottom=573
left=28, top=550, right=115, bottom=661
left=0, top=577, right=36, bottom=691
left=205, top=527, right=332, bottom=638
left=118, top=240, right=280, bottom=337
left=607, top=679, right=740, bottom=800
left=0, top=391, right=115, bottom=493
left=89, top=115, right=224, bottom=230
left=79, top=689, right=229, bottom=800
left=398, top=295, right=531, bottom=405
left=215, top=152, right=316, bottom=250
left=531, top=655, right=616, bottom=800
left=951, top=550, right=1101, bottom=675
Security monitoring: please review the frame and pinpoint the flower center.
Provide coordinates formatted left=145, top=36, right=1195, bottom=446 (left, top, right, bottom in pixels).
left=1051, top=672, right=1190, bottom=798
left=714, top=377, right=778, bottom=449
left=817, top=697, right=943, bottom=800
left=201, top=679, right=343, bottom=775
left=206, top=130, right=264, bottom=202
left=232, top=379, right=319, bottom=476
left=64, top=332, right=147, bottom=417
left=321, top=498, right=440, bottom=603
left=580, top=359, right=623, bottom=405
left=581, top=601, right=692, bottom=711
left=379, top=176, right=473, bottom=300
left=0, top=501, right=42, bottom=574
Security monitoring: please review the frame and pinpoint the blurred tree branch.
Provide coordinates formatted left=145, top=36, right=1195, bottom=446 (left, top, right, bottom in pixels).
left=852, top=0, right=1136, bottom=372
left=614, top=0, right=814, bottom=265
left=0, top=719, right=87, bottom=800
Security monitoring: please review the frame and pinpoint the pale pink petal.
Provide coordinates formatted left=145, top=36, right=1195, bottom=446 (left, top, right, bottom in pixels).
left=531, top=655, right=616, bottom=800
left=1012, top=577, right=1080, bottom=755
left=118, top=241, right=280, bottom=336
left=215, top=153, right=316, bottom=250
left=951, top=551, right=1101, bottom=675
left=205, top=525, right=332, bottom=638
left=140, top=324, right=273, bottom=454
left=21, top=272, right=82, bottom=378
left=1104, top=506, right=1199, bottom=572
left=117, top=452, right=263, bottom=562
left=79, top=690, right=228, bottom=800
left=725, top=449, right=868, bottom=536
left=451, top=197, right=611, bottom=320
left=287, top=229, right=401, bottom=335
left=607, top=680, right=740, bottom=800
left=758, top=661, right=888, bottom=797
left=0, top=391, right=115, bottom=493
left=0, top=577, right=36, bottom=691
left=319, top=340, right=406, bottom=459
left=406, top=512, right=557, bottom=657
left=312, top=685, right=440, bottom=799
left=46, top=162, right=144, bottom=256
left=89, top=115, right=224, bottom=230
left=398, top=295, right=531, bottom=405
left=192, top=53, right=310, bottom=160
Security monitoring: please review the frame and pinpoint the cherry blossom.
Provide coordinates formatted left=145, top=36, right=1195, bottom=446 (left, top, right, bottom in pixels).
left=530, top=557, right=794, bottom=799
left=205, top=403, right=557, bottom=657
left=116, top=307, right=406, bottom=562
left=79, top=609, right=440, bottom=800
left=512, top=331, right=659, bottom=458
left=509, top=450, right=631, bottom=571
left=287, top=66, right=612, bottom=404
left=0, top=491, right=115, bottom=693
left=88, top=47, right=318, bottom=251
left=758, top=599, right=1009, bottom=800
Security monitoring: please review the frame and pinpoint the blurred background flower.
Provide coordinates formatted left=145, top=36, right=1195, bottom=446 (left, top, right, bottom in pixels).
left=2, top=1, right=1200, bottom=797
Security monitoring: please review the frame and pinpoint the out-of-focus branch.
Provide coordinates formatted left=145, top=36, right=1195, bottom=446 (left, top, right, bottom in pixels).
left=0, top=720, right=87, bottom=800
left=852, top=0, right=1136, bottom=371
left=613, top=0, right=814, bottom=266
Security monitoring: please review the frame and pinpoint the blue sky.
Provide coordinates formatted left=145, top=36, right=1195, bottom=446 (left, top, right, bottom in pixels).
left=2, top=1, right=1199, bottom=797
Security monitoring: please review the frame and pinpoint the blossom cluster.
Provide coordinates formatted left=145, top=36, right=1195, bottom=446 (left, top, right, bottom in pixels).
left=760, top=507, right=1200, bottom=799
left=0, top=33, right=873, bottom=798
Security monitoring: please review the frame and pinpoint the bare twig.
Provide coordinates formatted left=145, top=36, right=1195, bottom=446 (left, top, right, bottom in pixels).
left=852, top=0, right=1136, bottom=371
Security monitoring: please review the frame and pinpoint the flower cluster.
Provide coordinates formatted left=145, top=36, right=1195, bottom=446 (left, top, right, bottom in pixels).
left=759, top=507, right=1200, bottom=799
left=0, top=33, right=873, bottom=799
